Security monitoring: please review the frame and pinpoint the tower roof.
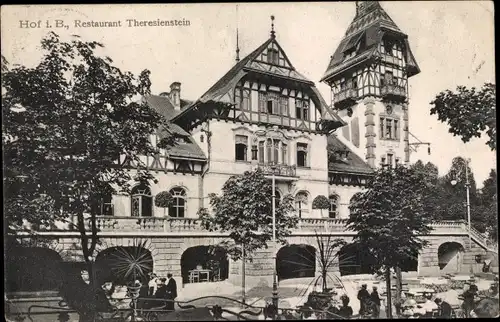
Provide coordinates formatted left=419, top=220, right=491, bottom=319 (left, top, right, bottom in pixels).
left=321, top=1, right=420, bottom=82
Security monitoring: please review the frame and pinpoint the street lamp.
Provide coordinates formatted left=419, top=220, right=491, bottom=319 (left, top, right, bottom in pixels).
left=450, top=158, right=472, bottom=249
left=270, top=164, right=279, bottom=309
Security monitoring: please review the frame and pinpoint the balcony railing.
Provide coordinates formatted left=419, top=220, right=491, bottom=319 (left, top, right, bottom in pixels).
left=257, top=163, right=297, bottom=177
left=333, top=88, right=358, bottom=105
left=380, top=84, right=406, bottom=98
left=38, top=217, right=479, bottom=239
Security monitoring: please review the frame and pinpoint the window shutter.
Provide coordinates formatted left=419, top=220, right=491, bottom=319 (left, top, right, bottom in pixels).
left=242, top=89, right=250, bottom=110
left=235, top=88, right=241, bottom=109
left=259, top=92, right=266, bottom=112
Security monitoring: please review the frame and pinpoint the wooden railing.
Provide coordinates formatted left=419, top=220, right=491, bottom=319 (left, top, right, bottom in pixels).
left=333, top=88, right=358, bottom=105
left=381, top=84, right=406, bottom=98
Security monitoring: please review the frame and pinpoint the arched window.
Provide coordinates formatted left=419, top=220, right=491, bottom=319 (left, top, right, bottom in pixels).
left=235, top=135, right=248, bottom=161
left=295, top=191, right=309, bottom=218
left=329, top=194, right=338, bottom=218
left=100, top=186, right=114, bottom=216
left=169, top=187, right=186, bottom=218
left=131, top=184, right=152, bottom=217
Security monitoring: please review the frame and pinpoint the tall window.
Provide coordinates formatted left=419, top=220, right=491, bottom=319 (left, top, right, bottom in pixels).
left=235, top=88, right=250, bottom=110
left=280, top=96, right=289, bottom=115
left=251, top=144, right=258, bottom=161
left=295, top=99, right=309, bottom=120
left=100, top=188, right=113, bottom=216
left=259, top=92, right=267, bottom=113
left=387, top=153, right=394, bottom=168
left=258, top=141, right=265, bottom=163
left=267, top=48, right=279, bottom=65
left=380, top=117, right=400, bottom=140
left=297, top=143, right=308, bottom=167
left=131, top=184, right=152, bottom=217
left=168, top=187, right=186, bottom=218
left=384, top=71, right=394, bottom=85
left=267, top=92, right=280, bottom=115
left=235, top=135, right=248, bottom=161
left=295, top=191, right=309, bottom=218
left=329, top=195, right=338, bottom=218
left=281, top=143, right=288, bottom=165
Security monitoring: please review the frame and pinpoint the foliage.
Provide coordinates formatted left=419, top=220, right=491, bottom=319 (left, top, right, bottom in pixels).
left=198, top=169, right=298, bottom=261
left=347, top=165, right=433, bottom=271
left=154, top=190, right=174, bottom=208
left=474, top=169, right=498, bottom=241
left=314, top=233, right=346, bottom=293
left=312, top=195, right=330, bottom=210
left=430, top=83, right=496, bottom=150
left=108, top=239, right=153, bottom=285
left=2, top=32, right=173, bottom=273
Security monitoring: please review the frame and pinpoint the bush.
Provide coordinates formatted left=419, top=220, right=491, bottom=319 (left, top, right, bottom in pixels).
left=154, top=191, right=173, bottom=208
left=312, top=195, right=330, bottom=210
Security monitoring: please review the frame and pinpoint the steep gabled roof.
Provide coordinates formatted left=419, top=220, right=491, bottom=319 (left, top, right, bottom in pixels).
left=321, top=1, right=420, bottom=82
left=143, top=95, right=206, bottom=161
left=328, top=134, right=373, bottom=175
left=173, top=35, right=344, bottom=129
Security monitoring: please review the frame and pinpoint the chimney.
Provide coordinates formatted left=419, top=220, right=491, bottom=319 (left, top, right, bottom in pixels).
left=169, top=82, right=181, bottom=110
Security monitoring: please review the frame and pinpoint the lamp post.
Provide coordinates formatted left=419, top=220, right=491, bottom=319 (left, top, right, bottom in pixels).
left=270, top=164, right=279, bottom=309
left=450, top=158, right=472, bottom=249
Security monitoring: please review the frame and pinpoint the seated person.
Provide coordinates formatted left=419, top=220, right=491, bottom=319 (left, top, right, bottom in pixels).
left=420, top=293, right=438, bottom=318
left=434, top=298, right=453, bottom=318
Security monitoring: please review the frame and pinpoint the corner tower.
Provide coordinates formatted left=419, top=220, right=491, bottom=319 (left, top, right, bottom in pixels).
left=321, top=1, right=420, bottom=168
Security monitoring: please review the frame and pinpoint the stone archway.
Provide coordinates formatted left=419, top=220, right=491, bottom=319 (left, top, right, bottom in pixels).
left=276, top=244, right=316, bottom=281
left=5, top=247, right=64, bottom=293
left=180, top=245, right=229, bottom=285
left=438, top=242, right=465, bottom=273
left=337, top=243, right=376, bottom=276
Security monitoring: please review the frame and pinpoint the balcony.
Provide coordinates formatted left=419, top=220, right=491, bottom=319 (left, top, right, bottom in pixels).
left=333, top=88, right=358, bottom=108
left=380, top=84, right=406, bottom=100
left=257, top=163, right=297, bottom=178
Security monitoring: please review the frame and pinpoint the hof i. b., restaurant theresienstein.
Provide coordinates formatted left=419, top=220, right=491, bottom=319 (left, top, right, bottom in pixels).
left=7, top=1, right=496, bottom=298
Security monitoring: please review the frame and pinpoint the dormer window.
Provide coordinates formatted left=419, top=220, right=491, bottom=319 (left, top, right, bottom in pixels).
left=384, top=40, right=394, bottom=56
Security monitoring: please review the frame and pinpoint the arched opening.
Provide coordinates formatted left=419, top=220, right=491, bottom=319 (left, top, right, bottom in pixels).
left=169, top=187, right=186, bottom=218
left=180, top=246, right=229, bottom=285
left=438, top=242, right=465, bottom=272
left=338, top=243, right=376, bottom=276
left=94, top=246, right=153, bottom=286
left=5, top=247, right=63, bottom=293
left=295, top=191, right=309, bottom=218
left=276, top=244, right=316, bottom=281
left=131, top=183, right=152, bottom=217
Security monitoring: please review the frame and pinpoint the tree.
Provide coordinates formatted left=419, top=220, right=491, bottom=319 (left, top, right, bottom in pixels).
left=430, top=83, right=496, bottom=150
left=198, top=169, right=298, bottom=302
left=347, top=165, right=433, bottom=318
left=154, top=191, right=174, bottom=217
left=312, top=195, right=330, bottom=218
left=3, top=32, right=172, bottom=319
left=475, top=169, right=498, bottom=241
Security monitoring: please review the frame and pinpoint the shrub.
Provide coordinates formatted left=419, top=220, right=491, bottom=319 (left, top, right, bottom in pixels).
left=154, top=191, right=173, bottom=208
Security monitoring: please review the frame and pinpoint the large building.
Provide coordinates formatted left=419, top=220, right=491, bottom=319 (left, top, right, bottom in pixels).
left=6, top=1, right=495, bottom=299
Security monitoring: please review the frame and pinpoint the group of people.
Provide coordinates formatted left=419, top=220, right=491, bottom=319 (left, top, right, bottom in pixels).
left=357, top=284, right=382, bottom=318
left=138, top=272, right=178, bottom=312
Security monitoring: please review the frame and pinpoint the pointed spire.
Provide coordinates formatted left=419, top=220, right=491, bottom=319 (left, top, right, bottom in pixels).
left=270, top=15, right=276, bottom=39
left=236, top=28, right=240, bottom=62
left=235, top=5, right=240, bottom=62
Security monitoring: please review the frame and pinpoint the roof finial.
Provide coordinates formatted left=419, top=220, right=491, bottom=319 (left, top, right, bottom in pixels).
left=270, top=15, right=276, bottom=38
left=235, top=5, right=240, bottom=62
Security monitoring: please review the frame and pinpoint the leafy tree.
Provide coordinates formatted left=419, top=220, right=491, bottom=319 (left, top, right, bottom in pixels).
left=3, top=32, right=172, bottom=318
left=430, top=83, right=496, bottom=150
left=155, top=191, right=174, bottom=217
left=198, top=169, right=298, bottom=302
left=475, top=169, right=498, bottom=241
left=312, top=195, right=330, bottom=217
left=347, top=165, right=433, bottom=318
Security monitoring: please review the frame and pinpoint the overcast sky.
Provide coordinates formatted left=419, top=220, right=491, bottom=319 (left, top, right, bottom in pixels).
left=1, top=1, right=495, bottom=187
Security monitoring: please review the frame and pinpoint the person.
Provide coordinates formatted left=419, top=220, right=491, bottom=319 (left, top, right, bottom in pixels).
left=165, top=273, right=178, bottom=312
left=461, top=284, right=478, bottom=318
left=154, top=278, right=168, bottom=300
left=148, top=273, right=158, bottom=296
left=421, top=292, right=438, bottom=318
left=338, top=294, right=353, bottom=319
left=370, top=286, right=381, bottom=318
left=357, top=284, right=370, bottom=316
left=434, top=298, right=452, bottom=318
